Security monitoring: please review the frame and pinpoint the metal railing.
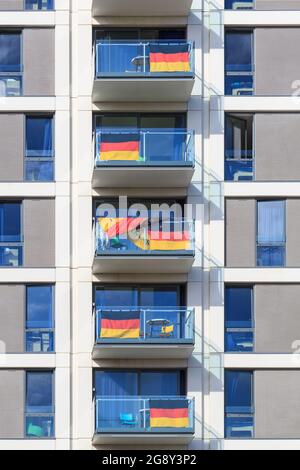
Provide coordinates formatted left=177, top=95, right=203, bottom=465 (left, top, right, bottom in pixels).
left=95, top=129, right=194, bottom=166
left=95, top=40, right=194, bottom=78
left=95, top=307, right=194, bottom=343
left=95, top=396, right=195, bottom=434
left=95, top=218, right=195, bottom=256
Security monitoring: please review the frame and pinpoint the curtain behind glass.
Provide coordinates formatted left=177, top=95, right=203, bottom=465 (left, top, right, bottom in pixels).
left=225, top=370, right=252, bottom=412
left=257, top=200, right=285, bottom=244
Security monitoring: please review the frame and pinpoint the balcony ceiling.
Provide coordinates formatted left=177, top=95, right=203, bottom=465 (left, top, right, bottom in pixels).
left=92, top=166, right=194, bottom=188
left=93, top=255, right=194, bottom=274
left=92, top=78, right=194, bottom=103
left=92, top=343, right=194, bottom=360
left=92, top=0, right=193, bottom=17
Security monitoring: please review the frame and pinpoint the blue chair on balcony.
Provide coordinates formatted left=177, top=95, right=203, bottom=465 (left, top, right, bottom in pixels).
left=120, top=413, right=138, bottom=426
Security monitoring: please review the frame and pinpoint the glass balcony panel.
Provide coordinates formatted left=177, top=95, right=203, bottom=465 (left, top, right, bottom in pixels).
left=95, top=130, right=194, bottom=166
left=25, top=415, right=54, bottom=438
left=95, top=308, right=194, bottom=343
left=257, top=245, right=285, bottom=267
left=225, top=159, right=253, bottom=181
left=95, top=396, right=194, bottom=434
left=26, top=329, right=54, bottom=352
left=95, top=218, right=195, bottom=255
left=0, top=76, right=21, bottom=96
left=95, top=40, right=194, bottom=78
left=0, top=245, right=22, bottom=267
left=225, top=329, right=254, bottom=352
left=225, top=414, right=254, bottom=438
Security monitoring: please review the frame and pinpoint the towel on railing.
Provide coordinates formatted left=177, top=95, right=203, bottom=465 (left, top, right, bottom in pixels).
left=149, top=44, right=190, bottom=73
left=149, top=399, right=189, bottom=428
left=99, top=133, right=140, bottom=161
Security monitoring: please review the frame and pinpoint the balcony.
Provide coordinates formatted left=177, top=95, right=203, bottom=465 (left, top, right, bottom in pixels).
left=93, top=40, right=195, bottom=102
left=93, top=307, right=194, bottom=359
left=93, top=396, right=195, bottom=445
left=92, top=129, right=195, bottom=188
left=92, top=0, right=192, bottom=17
left=93, top=218, right=195, bottom=274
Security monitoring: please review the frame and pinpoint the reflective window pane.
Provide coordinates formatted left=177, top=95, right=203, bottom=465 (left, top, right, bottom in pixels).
left=0, top=34, right=21, bottom=72
left=26, top=117, right=53, bottom=158
left=26, top=372, right=54, bottom=413
left=0, top=202, right=21, bottom=242
left=25, top=0, right=54, bottom=10
left=225, top=415, right=254, bottom=438
left=26, top=415, right=54, bottom=438
left=225, top=370, right=253, bottom=412
left=225, top=287, right=252, bottom=328
left=26, top=286, right=53, bottom=329
left=257, top=200, right=285, bottom=244
left=225, top=31, right=253, bottom=72
left=25, top=161, right=54, bottom=182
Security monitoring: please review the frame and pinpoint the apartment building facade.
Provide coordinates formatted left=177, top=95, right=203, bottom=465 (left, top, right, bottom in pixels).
left=0, top=0, right=300, bottom=451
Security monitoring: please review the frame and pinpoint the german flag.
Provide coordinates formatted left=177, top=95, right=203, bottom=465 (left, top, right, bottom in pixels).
left=99, top=133, right=140, bottom=161
left=149, top=44, right=190, bottom=73
left=150, top=399, right=190, bottom=428
left=98, top=217, right=148, bottom=238
left=100, top=311, right=140, bottom=339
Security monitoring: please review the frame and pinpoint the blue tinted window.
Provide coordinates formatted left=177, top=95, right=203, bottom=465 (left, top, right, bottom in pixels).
left=225, top=287, right=252, bottom=328
left=95, top=287, right=138, bottom=308
left=257, top=200, right=285, bottom=267
left=26, top=371, right=54, bottom=413
left=140, top=287, right=179, bottom=307
left=25, top=0, right=54, bottom=10
left=95, top=371, right=138, bottom=397
left=225, top=31, right=253, bottom=72
left=26, top=117, right=53, bottom=157
left=0, top=34, right=21, bottom=72
left=225, top=370, right=252, bottom=413
left=25, top=116, right=54, bottom=181
left=140, top=371, right=180, bottom=396
left=26, top=286, right=53, bottom=329
left=0, top=202, right=21, bottom=242
left=225, top=0, right=253, bottom=8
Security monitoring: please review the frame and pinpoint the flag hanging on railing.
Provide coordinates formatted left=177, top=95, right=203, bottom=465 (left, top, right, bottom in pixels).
left=149, top=399, right=190, bottom=428
left=149, top=44, right=190, bottom=73
left=99, top=133, right=140, bottom=161
left=132, top=229, right=190, bottom=251
left=100, top=311, right=140, bottom=339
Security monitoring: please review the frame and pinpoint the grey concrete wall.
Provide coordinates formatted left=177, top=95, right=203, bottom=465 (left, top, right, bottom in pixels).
left=0, top=0, right=23, bottom=9
left=23, top=28, right=55, bottom=96
left=0, top=370, right=24, bottom=438
left=0, top=114, right=23, bottom=181
left=255, top=28, right=300, bottom=95
left=256, top=0, right=300, bottom=9
left=286, top=199, right=300, bottom=267
left=0, top=285, right=24, bottom=353
left=255, top=114, right=300, bottom=181
left=225, top=199, right=256, bottom=267
left=23, top=199, right=55, bottom=267
left=255, top=284, right=300, bottom=353
left=255, top=370, right=300, bottom=438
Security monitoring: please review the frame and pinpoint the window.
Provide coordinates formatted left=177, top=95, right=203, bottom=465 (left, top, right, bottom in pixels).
left=25, top=0, right=54, bottom=10
left=257, top=200, right=285, bottom=267
left=26, top=285, right=54, bottom=353
left=0, top=32, right=21, bottom=96
left=25, top=371, right=54, bottom=438
left=225, top=370, right=254, bottom=438
left=0, top=202, right=22, bottom=266
left=225, top=30, right=253, bottom=95
left=225, top=0, right=254, bottom=9
left=225, top=286, right=253, bottom=352
left=25, top=116, right=54, bottom=181
left=225, top=114, right=253, bottom=181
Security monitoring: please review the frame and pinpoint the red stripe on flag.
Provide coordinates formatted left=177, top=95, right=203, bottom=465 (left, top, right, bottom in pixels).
left=150, top=52, right=189, bottom=63
left=106, top=217, right=147, bottom=238
left=100, top=141, right=139, bottom=152
left=101, top=318, right=140, bottom=330
left=150, top=408, right=189, bottom=419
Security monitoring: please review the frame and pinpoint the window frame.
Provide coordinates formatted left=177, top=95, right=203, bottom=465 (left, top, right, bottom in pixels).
left=225, top=28, right=254, bottom=96
left=0, top=200, right=23, bottom=267
left=225, top=285, right=254, bottom=353
left=25, top=370, right=55, bottom=439
left=25, top=284, right=55, bottom=353
left=24, top=114, right=55, bottom=182
left=256, top=199, right=286, bottom=267
left=0, top=29, right=23, bottom=96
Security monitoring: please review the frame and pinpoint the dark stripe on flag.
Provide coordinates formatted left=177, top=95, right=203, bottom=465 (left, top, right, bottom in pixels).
left=150, top=399, right=189, bottom=410
left=101, top=311, right=140, bottom=321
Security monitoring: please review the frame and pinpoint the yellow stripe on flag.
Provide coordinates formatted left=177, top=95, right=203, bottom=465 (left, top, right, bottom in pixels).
left=100, top=151, right=140, bottom=161
left=150, top=417, right=189, bottom=428
left=132, top=238, right=190, bottom=251
left=150, top=62, right=190, bottom=73
left=100, top=328, right=140, bottom=339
